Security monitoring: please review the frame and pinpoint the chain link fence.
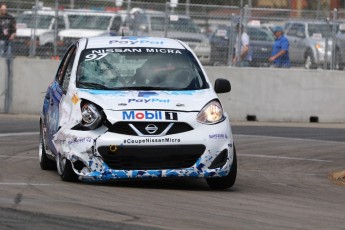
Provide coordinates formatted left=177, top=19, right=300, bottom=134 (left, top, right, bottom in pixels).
left=2, top=0, right=345, bottom=70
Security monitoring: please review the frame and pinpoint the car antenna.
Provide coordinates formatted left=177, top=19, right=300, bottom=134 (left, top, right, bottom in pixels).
left=121, top=29, right=125, bottom=37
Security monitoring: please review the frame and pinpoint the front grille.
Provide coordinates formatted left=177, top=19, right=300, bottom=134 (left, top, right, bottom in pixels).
left=108, top=122, right=193, bottom=136
left=98, top=145, right=205, bottom=170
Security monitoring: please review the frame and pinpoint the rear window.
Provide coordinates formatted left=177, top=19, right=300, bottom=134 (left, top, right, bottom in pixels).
left=77, top=47, right=208, bottom=91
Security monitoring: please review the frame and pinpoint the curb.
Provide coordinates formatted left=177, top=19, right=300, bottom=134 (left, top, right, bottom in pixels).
left=329, top=170, right=345, bottom=186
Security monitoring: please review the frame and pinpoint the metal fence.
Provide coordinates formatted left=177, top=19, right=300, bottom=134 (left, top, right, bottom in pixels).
left=2, top=0, right=345, bottom=70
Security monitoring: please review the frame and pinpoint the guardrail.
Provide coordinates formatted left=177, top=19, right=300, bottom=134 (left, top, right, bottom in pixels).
left=1, top=58, right=345, bottom=122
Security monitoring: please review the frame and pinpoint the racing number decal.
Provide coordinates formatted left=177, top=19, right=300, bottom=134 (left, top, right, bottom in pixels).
left=165, top=112, right=178, bottom=120
left=85, top=53, right=109, bottom=61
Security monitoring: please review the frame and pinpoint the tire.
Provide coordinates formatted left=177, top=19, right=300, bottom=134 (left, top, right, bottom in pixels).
left=335, top=49, right=344, bottom=70
left=206, top=145, right=237, bottom=190
left=56, top=152, right=78, bottom=182
left=304, top=52, right=317, bottom=69
left=39, top=122, right=56, bottom=170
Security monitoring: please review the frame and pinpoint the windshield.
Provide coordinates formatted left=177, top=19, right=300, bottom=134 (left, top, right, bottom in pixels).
left=151, top=17, right=201, bottom=33
left=247, top=27, right=275, bottom=41
left=308, top=23, right=339, bottom=38
left=17, top=14, right=54, bottom=29
left=77, top=47, right=208, bottom=91
left=68, top=15, right=111, bottom=30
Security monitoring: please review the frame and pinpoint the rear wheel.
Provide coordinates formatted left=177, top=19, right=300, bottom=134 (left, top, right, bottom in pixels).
left=206, top=146, right=237, bottom=190
left=39, top=122, right=56, bottom=170
left=57, top=153, right=78, bottom=182
left=335, top=49, right=344, bottom=70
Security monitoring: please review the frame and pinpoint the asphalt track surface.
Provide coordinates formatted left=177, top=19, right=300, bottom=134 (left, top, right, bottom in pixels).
left=0, top=115, right=345, bottom=230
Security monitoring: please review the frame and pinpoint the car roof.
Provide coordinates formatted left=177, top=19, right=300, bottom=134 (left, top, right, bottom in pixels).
left=128, top=8, right=191, bottom=19
left=85, top=36, right=186, bottom=49
left=285, top=20, right=337, bottom=25
left=22, top=10, right=66, bottom=16
left=65, top=9, right=119, bottom=17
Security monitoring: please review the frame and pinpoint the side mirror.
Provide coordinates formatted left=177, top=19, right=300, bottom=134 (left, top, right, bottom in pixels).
left=214, top=78, right=231, bottom=93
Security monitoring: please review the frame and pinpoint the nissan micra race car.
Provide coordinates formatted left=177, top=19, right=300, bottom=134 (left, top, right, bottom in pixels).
left=39, top=36, right=236, bottom=189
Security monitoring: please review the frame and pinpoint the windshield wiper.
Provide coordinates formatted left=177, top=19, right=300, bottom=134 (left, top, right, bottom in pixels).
left=114, top=86, right=161, bottom=90
left=115, top=86, right=187, bottom=90
left=78, top=82, right=113, bottom=90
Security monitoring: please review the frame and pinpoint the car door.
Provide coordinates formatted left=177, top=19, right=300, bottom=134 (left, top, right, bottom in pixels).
left=45, top=45, right=76, bottom=154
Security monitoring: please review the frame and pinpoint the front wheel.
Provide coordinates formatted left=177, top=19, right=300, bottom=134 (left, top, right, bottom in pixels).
left=206, top=146, right=237, bottom=190
left=304, top=52, right=317, bottom=69
left=39, top=122, right=56, bottom=170
left=56, top=153, right=78, bottom=182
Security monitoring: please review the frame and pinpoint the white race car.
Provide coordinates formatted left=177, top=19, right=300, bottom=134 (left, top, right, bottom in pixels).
left=39, top=36, right=236, bottom=189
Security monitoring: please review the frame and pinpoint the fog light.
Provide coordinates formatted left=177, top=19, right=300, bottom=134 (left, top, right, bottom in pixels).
left=109, top=145, right=118, bottom=153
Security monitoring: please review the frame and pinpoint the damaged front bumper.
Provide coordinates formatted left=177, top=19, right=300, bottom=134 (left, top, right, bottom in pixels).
left=53, top=122, right=234, bottom=182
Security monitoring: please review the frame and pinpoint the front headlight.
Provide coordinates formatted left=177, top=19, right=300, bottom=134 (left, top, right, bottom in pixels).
left=197, top=100, right=225, bottom=124
left=80, top=101, right=104, bottom=130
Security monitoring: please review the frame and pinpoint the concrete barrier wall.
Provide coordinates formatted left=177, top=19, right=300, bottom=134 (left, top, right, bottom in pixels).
left=1, top=58, right=345, bottom=122
left=205, top=67, right=345, bottom=122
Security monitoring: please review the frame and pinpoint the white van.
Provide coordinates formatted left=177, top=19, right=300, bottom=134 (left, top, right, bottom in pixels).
left=15, top=9, right=68, bottom=57
left=58, top=10, right=123, bottom=54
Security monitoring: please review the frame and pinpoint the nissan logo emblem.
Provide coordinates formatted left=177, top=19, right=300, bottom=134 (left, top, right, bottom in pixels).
left=145, top=124, right=158, bottom=134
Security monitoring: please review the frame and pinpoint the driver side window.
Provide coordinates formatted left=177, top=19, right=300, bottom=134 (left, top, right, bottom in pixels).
left=57, top=46, right=77, bottom=93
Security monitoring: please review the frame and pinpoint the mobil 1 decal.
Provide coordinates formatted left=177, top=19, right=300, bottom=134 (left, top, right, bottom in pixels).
left=122, top=110, right=178, bottom=121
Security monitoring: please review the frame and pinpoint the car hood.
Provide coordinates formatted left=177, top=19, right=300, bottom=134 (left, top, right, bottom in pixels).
left=59, top=29, right=107, bottom=38
left=77, top=89, right=215, bottom=113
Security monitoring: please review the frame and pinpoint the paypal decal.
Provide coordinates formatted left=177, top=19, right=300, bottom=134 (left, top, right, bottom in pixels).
left=128, top=98, right=170, bottom=103
left=109, top=39, right=164, bottom=45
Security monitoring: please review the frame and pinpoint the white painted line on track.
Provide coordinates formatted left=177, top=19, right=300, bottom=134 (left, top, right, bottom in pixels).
left=0, top=155, right=37, bottom=159
left=0, top=132, right=39, bottom=137
left=0, top=182, right=62, bottom=186
left=248, top=170, right=324, bottom=176
left=239, top=154, right=332, bottom=162
left=234, top=134, right=345, bottom=144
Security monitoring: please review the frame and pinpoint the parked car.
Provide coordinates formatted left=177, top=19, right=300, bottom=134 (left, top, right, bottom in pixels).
left=122, top=8, right=211, bottom=65
left=15, top=8, right=68, bottom=57
left=39, top=36, right=237, bottom=189
left=209, top=25, right=274, bottom=66
left=58, top=10, right=123, bottom=55
left=285, top=20, right=339, bottom=69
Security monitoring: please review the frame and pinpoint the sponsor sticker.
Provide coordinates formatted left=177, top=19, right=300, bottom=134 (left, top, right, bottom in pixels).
left=128, top=98, right=170, bottom=103
left=71, top=94, right=79, bottom=105
left=124, top=137, right=181, bottom=144
left=122, top=111, right=178, bottom=120
left=209, top=134, right=228, bottom=139
left=109, top=39, right=164, bottom=45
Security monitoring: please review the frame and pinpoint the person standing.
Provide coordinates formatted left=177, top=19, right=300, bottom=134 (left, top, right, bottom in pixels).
left=233, top=23, right=252, bottom=67
left=269, top=26, right=290, bottom=68
left=0, top=3, right=16, bottom=58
